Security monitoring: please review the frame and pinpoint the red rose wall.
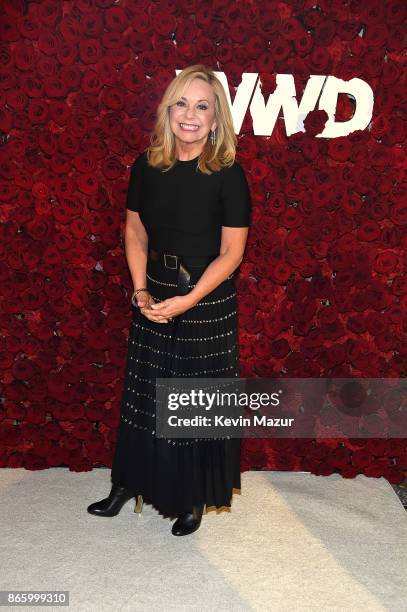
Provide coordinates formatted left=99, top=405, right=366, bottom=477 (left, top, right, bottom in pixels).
left=0, top=0, right=406, bottom=484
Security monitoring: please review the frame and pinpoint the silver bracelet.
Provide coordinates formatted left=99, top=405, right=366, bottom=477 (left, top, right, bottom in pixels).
left=131, top=288, right=148, bottom=307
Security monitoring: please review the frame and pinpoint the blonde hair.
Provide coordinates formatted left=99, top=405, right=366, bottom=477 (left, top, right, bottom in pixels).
left=144, top=64, right=237, bottom=175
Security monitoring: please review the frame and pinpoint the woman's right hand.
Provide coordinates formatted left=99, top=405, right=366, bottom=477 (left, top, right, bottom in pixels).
left=134, top=290, right=170, bottom=324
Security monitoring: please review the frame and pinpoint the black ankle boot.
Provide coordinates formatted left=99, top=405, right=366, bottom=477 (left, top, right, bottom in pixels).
left=171, top=504, right=206, bottom=536
left=87, top=483, right=136, bottom=517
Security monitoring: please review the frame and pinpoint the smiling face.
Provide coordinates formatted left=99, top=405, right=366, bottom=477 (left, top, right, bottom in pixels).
left=169, top=77, right=217, bottom=158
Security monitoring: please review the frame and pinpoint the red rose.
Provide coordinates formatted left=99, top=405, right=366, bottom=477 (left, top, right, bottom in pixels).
left=60, top=15, right=82, bottom=43
left=339, top=466, right=360, bottom=478
left=328, top=137, right=352, bottom=162
left=271, top=35, right=291, bottom=62
left=36, top=0, right=61, bottom=26
left=254, top=278, right=274, bottom=301
left=273, top=452, right=300, bottom=469
left=243, top=316, right=263, bottom=335
left=390, top=201, right=407, bottom=226
left=237, top=296, right=256, bottom=322
left=238, top=335, right=253, bottom=360
left=258, top=73, right=276, bottom=99
left=364, top=22, right=389, bottom=47
left=351, top=450, right=371, bottom=468
left=121, top=64, right=146, bottom=96
left=303, top=110, right=329, bottom=137
left=241, top=439, right=268, bottom=468
left=79, top=38, right=103, bottom=64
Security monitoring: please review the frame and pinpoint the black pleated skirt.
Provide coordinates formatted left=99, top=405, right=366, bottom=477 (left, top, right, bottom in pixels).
left=110, top=255, right=242, bottom=517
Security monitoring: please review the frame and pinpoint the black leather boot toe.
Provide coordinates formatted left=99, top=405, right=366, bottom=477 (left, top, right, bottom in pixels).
left=171, top=504, right=206, bottom=536
left=87, top=483, right=135, bottom=517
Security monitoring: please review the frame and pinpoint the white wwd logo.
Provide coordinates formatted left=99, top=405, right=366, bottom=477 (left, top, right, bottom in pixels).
left=175, top=71, right=374, bottom=138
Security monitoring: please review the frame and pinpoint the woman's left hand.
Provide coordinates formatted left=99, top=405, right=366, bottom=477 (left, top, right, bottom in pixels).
left=147, top=294, right=196, bottom=322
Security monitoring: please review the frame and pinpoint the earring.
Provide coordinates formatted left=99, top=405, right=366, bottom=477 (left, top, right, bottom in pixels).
left=210, top=129, right=216, bottom=145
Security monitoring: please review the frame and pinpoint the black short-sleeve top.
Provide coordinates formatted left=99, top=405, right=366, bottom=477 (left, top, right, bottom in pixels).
left=125, top=151, right=251, bottom=256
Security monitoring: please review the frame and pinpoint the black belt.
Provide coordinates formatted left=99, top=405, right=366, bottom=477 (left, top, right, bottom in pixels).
left=148, top=248, right=217, bottom=295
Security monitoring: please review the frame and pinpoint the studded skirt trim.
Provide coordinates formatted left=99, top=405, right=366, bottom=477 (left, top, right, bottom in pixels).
left=110, top=256, right=242, bottom=516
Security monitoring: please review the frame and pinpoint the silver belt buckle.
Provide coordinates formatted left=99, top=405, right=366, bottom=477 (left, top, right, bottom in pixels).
left=164, top=253, right=178, bottom=269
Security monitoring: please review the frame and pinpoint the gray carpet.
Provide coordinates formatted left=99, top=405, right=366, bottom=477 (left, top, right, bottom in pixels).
left=1, top=468, right=406, bottom=612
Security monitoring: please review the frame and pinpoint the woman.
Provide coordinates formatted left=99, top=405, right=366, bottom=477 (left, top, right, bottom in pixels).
left=87, top=64, right=251, bottom=536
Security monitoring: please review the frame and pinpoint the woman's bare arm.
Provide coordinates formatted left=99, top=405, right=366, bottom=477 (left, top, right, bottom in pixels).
left=125, top=210, right=148, bottom=292
left=184, top=225, right=249, bottom=307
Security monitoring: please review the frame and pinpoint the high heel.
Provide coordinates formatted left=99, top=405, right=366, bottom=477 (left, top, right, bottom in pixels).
left=134, top=495, right=144, bottom=513
left=171, top=503, right=206, bottom=536
left=87, top=483, right=136, bottom=517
